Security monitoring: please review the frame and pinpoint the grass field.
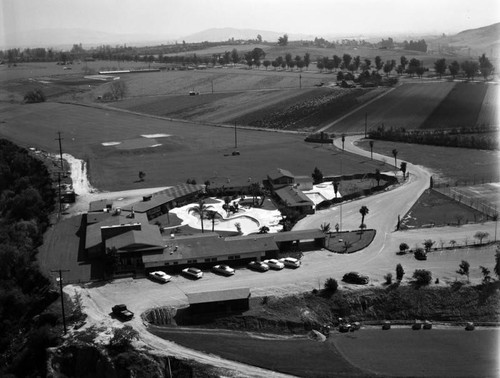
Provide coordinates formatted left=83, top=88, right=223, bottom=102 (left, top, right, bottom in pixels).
left=150, top=326, right=499, bottom=378
left=0, top=101, right=393, bottom=191
left=355, top=139, right=500, bottom=183
left=421, top=82, right=496, bottom=129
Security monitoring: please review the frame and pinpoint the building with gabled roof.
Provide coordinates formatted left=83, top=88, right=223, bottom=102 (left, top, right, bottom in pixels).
left=274, top=186, right=314, bottom=214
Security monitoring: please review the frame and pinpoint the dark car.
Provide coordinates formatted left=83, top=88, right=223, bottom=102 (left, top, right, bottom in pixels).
left=112, top=304, right=134, bottom=321
left=248, top=261, right=269, bottom=272
left=342, top=272, right=369, bottom=285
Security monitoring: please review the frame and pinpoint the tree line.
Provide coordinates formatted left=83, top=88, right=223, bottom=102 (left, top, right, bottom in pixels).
left=368, top=125, right=499, bottom=150
left=0, top=139, right=57, bottom=375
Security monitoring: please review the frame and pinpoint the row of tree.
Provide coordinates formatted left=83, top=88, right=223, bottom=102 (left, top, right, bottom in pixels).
left=368, top=125, right=498, bottom=150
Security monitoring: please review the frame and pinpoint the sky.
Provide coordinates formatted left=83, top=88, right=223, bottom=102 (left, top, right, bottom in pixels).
left=1, top=0, right=500, bottom=47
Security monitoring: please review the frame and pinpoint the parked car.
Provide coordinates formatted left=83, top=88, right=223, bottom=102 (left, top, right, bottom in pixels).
left=212, top=264, right=235, bottom=276
left=112, top=304, right=134, bottom=321
left=279, top=257, right=301, bottom=268
left=263, top=259, right=284, bottom=270
left=182, top=267, right=203, bottom=279
left=148, top=270, right=172, bottom=283
left=248, top=261, right=269, bottom=272
left=342, top=272, right=369, bottom=285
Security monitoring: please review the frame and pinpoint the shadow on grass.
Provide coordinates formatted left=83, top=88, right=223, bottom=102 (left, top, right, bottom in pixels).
left=326, top=229, right=376, bottom=253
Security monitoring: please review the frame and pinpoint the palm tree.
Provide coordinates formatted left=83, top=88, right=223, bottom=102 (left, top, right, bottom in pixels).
left=207, top=210, right=217, bottom=232
left=341, top=134, right=346, bottom=150
left=189, top=200, right=213, bottom=233
left=320, top=222, right=331, bottom=233
left=392, top=149, right=398, bottom=167
left=249, top=182, right=261, bottom=206
left=359, top=206, right=369, bottom=227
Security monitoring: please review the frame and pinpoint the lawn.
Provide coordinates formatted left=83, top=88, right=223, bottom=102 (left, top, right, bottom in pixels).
left=150, top=326, right=499, bottom=378
left=0, top=102, right=394, bottom=191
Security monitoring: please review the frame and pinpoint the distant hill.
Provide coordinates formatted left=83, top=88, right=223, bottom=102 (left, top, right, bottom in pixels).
left=428, top=23, right=500, bottom=58
left=181, top=27, right=315, bottom=43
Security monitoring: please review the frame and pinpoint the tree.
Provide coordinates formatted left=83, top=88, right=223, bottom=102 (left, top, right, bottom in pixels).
left=24, top=88, right=46, bottom=103
left=495, top=246, right=500, bottom=279
left=434, top=58, right=447, bottom=78
left=189, top=200, right=213, bottom=233
left=369, top=140, right=374, bottom=160
left=138, top=171, right=146, bottom=182
left=304, top=52, right=311, bottom=69
left=457, top=260, right=470, bottom=283
left=374, top=56, right=383, bottom=72
left=342, top=54, right=352, bottom=69
left=480, top=266, right=491, bottom=284
left=258, top=226, right=269, bottom=234
left=423, top=239, right=435, bottom=252
left=399, top=242, right=409, bottom=254
left=375, top=169, right=381, bottom=186
left=400, top=56, right=408, bottom=71
left=312, top=167, right=324, bottom=184
left=285, top=53, right=293, bottom=68
left=413, top=269, right=432, bottom=285
left=109, top=325, right=139, bottom=350
left=479, top=53, right=494, bottom=80
left=474, top=231, right=489, bottom=244
left=263, top=60, right=271, bottom=70
left=256, top=34, right=262, bottom=43
left=383, top=61, right=393, bottom=76
left=109, top=80, right=127, bottom=100
left=396, top=263, right=405, bottom=281
left=461, top=60, right=479, bottom=79
left=278, top=34, right=288, bottom=46
left=448, top=60, right=460, bottom=79
left=249, top=182, right=261, bottom=206
left=384, top=273, right=393, bottom=285
left=324, top=278, right=338, bottom=293
left=207, top=211, right=217, bottom=232
left=333, top=180, right=339, bottom=198
left=359, top=206, right=369, bottom=227
left=341, top=134, right=345, bottom=150
left=332, top=55, right=342, bottom=70
left=231, top=48, right=239, bottom=65
left=392, top=149, right=398, bottom=167
left=320, top=222, right=331, bottom=233
left=400, top=162, right=407, bottom=179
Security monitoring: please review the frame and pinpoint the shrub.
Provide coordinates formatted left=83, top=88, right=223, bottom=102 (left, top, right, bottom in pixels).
left=384, top=273, right=393, bottom=285
left=396, top=263, right=405, bottom=281
left=399, top=242, right=409, bottom=254
left=324, top=278, right=339, bottom=293
left=109, top=325, right=139, bottom=351
left=413, top=269, right=432, bottom=285
left=24, top=88, right=46, bottom=103
left=414, top=248, right=427, bottom=260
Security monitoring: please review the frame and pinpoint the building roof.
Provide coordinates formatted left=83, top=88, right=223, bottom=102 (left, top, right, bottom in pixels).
left=105, top=224, right=164, bottom=253
left=123, top=184, right=203, bottom=213
left=142, top=233, right=276, bottom=265
left=187, top=288, right=250, bottom=305
left=89, top=199, right=113, bottom=212
left=85, top=213, right=148, bottom=250
left=267, top=168, right=294, bottom=181
left=275, top=186, right=314, bottom=207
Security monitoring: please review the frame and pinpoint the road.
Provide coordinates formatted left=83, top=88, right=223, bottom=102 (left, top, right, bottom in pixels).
left=68, top=134, right=498, bottom=378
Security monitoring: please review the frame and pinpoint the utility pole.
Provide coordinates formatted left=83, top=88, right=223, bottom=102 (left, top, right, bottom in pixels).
left=55, top=131, right=64, bottom=171
left=51, top=269, right=70, bottom=334
left=234, top=123, right=237, bottom=149
left=339, top=152, right=343, bottom=232
left=57, top=172, right=62, bottom=213
left=364, top=113, right=367, bottom=138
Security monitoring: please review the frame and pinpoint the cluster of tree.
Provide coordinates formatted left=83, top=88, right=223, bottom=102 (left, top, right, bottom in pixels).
left=24, top=88, right=46, bottom=103
left=403, top=39, right=427, bottom=52
left=0, top=139, right=57, bottom=375
left=313, top=37, right=336, bottom=48
left=377, top=37, right=395, bottom=49
left=368, top=125, right=498, bottom=150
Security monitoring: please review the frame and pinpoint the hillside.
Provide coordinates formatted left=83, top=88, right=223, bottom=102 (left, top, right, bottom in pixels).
left=429, top=22, right=500, bottom=58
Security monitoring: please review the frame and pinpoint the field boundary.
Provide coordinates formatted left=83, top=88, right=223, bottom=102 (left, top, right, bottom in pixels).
left=433, top=186, right=498, bottom=218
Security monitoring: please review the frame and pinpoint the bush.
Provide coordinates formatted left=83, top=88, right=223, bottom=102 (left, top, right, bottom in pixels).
left=324, top=278, right=338, bottom=293
left=24, top=88, right=46, bottom=103
left=396, top=263, right=405, bottom=281
left=414, top=248, right=427, bottom=260
left=109, top=325, right=139, bottom=351
left=384, top=273, right=393, bottom=285
left=413, top=269, right=432, bottom=285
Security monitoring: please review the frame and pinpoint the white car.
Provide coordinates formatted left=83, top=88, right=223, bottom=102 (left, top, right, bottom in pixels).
left=182, top=267, right=203, bottom=279
left=263, top=259, right=284, bottom=270
left=212, top=264, right=235, bottom=276
left=279, top=257, right=301, bottom=268
left=148, top=271, right=171, bottom=283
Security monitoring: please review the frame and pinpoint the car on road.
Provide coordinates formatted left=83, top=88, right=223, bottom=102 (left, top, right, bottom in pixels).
left=182, top=267, right=203, bottom=279
left=342, top=272, right=369, bottom=285
left=212, top=264, right=235, bottom=276
left=248, top=261, right=269, bottom=272
left=279, top=257, right=301, bottom=268
left=112, top=304, right=134, bottom=321
left=263, top=259, right=284, bottom=270
left=148, top=270, right=172, bottom=283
